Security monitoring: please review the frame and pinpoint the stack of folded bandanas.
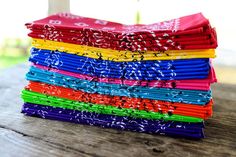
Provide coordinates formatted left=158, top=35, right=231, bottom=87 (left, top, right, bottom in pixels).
left=21, top=12, right=217, bottom=138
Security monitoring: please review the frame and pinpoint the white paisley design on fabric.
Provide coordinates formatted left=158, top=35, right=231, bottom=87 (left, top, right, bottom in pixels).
left=95, top=19, right=108, bottom=25
left=49, top=20, right=61, bottom=25
left=102, top=27, right=115, bottom=30
left=74, top=22, right=89, bottom=27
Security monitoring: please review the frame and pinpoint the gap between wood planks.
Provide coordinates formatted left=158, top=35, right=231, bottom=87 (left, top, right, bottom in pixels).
left=0, top=124, right=102, bottom=157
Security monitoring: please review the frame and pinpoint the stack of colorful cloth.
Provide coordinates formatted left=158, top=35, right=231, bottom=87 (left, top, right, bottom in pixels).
left=21, top=13, right=217, bottom=138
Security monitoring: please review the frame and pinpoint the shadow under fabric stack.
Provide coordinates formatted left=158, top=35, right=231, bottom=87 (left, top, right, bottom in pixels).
left=21, top=13, right=218, bottom=138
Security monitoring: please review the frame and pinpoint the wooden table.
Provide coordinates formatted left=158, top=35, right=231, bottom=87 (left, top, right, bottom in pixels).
left=0, top=65, right=235, bottom=157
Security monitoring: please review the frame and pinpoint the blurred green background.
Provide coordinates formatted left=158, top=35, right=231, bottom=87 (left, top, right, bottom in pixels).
left=0, top=38, right=30, bottom=69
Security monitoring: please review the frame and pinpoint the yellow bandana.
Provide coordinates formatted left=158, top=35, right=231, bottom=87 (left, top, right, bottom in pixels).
left=32, top=38, right=216, bottom=62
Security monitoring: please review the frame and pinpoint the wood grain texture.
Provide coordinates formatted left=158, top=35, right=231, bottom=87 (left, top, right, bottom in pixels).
left=0, top=64, right=235, bottom=157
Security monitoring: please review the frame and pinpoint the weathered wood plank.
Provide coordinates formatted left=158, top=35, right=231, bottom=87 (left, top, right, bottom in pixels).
left=0, top=127, right=89, bottom=157
left=0, top=64, right=235, bottom=157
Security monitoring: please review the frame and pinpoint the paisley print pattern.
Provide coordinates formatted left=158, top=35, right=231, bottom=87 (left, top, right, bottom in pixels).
left=21, top=13, right=218, bottom=138
left=22, top=103, right=205, bottom=138
left=22, top=89, right=203, bottom=122
left=32, top=38, right=216, bottom=62
left=26, top=66, right=212, bottom=105
left=26, top=81, right=213, bottom=119
left=29, top=48, right=210, bottom=81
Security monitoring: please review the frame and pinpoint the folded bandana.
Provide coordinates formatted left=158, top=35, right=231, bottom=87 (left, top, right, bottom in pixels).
left=26, top=66, right=212, bottom=105
left=29, top=48, right=211, bottom=80
left=34, top=63, right=216, bottom=91
left=22, top=89, right=203, bottom=123
left=26, top=13, right=217, bottom=51
left=25, top=81, right=213, bottom=119
left=32, top=38, right=216, bottom=62
left=22, top=103, right=205, bottom=138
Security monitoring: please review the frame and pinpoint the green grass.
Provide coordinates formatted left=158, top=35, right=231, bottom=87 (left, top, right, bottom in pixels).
left=0, top=56, right=29, bottom=69
left=0, top=44, right=30, bottom=69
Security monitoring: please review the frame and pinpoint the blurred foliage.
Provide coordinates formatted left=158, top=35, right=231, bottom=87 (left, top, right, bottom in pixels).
left=0, top=38, right=31, bottom=69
